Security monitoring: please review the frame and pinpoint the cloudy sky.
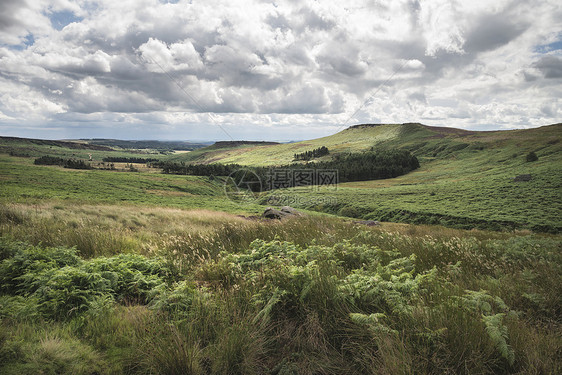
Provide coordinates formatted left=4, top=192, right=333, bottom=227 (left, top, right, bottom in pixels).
left=0, top=0, right=560, bottom=141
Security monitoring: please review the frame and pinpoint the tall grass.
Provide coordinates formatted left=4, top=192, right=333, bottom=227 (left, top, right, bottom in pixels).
left=0, top=202, right=360, bottom=260
left=0, top=202, right=560, bottom=374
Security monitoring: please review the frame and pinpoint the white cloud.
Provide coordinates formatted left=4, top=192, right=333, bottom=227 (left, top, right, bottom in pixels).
left=0, top=0, right=560, bottom=140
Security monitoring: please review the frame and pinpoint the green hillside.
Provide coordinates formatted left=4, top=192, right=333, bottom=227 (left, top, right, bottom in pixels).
left=162, top=122, right=562, bottom=232
left=0, top=136, right=171, bottom=161
left=2, top=123, right=560, bottom=232
left=170, top=123, right=561, bottom=166
left=0, top=154, right=265, bottom=215
left=258, top=123, right=562, bottom=232
left=168, top=123, right=409, bottom=165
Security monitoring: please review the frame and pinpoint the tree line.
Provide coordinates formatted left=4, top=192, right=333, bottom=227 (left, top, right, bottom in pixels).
left=34, top=156, right=92, bottom=170
left=317, top=149, right=420, bottom=182
left=293, top=146, right=329, bottom=161
left=155, top=148, right=420, bottom=188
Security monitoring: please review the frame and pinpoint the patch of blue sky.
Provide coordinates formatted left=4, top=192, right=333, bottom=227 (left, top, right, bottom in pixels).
left=49, top=10, right=83, bottom=31
left=1, top=34, right=35, bottom=50
left=535, top=39, right=562, bottom=54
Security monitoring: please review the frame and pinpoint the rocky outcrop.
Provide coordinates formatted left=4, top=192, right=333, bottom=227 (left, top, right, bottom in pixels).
left=262, top=206, right=302, bottom=219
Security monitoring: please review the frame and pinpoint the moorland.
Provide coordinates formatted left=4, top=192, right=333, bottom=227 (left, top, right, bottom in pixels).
left=0, top=122, right=560, bottom=374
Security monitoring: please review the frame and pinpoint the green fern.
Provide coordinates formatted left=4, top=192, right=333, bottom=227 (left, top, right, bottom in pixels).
left=482, top=313, right=515, bottom=366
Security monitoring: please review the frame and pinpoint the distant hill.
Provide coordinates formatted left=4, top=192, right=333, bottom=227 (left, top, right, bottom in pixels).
left=211, top=141, right=280, bottom=149
left=0, top=136, right=114, bottom=151
left=81, top=139, right=211, bottom=151
left=169, top=123, right=562, bottom=166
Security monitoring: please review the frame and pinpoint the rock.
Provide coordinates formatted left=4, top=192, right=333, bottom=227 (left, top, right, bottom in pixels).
left=513, top=174, right=532, bottom=182
left=262, top=206, right=301, bottom=219
left=262, top=207, right=288, bottom=219
left=280, top=206, right=302, bottom=216
left=353, top=220, right=380, bottom=226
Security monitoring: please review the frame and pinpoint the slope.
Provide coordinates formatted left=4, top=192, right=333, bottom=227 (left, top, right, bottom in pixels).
left=260, top=123, right=562, bottom=232
left=169, top=123, right=561, bottom=166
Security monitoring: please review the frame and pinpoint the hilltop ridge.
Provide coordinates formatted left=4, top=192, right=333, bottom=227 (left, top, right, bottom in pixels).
left=168, top=122, right=562, bottom=166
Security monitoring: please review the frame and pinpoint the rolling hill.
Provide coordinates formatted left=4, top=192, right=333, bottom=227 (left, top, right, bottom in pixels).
left=165, top=122, right=561, bottom=232
left=1, top=123, right=560, bottom=232
left=251, top=123, right=562, bottom=232
left=168, top=122, right=562, bottom=166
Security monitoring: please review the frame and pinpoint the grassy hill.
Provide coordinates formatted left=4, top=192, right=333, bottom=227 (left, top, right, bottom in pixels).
left=169, top=122, right=561, bottom=166
left=0, top=136, right=165, bottom=161
left=1, top=123, right=560, bottom=232
left=164, top=122, right=562, bottom=232
left=265, top=124, right=562, bottom=232
left=169, top=123, right=407, bottom=165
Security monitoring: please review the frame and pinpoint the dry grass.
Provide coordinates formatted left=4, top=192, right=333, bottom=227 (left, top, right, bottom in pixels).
left=0, top=203, right=248, bottom=257
left=1, top=201, right=550, bottom=260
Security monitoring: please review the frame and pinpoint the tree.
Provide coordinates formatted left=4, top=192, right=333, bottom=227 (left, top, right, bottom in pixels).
left=526, top=151, right=538, bottom=162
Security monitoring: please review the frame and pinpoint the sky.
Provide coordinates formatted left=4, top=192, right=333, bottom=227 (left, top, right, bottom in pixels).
left=0, top=0, right=560, bottom=141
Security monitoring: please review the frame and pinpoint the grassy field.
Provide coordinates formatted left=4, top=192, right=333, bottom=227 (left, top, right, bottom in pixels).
left=0, top=205, right=560, bottom=374
left=0, top=125, right=561, bottom=373
left=0, top=154, right=265, bottom=215
left=2, top=123, right=560, bottom=232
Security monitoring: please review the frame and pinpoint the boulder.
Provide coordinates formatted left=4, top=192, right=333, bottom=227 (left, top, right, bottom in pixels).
left=262, top=206, right=302, bottom=219
left=280, top=206, right=302, bottom=216
left=262, top=207, right=288, bottom=219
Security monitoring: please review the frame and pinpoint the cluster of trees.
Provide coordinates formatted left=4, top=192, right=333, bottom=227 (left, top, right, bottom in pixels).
left=153, top=161, right=240, bottom=177
left=95, top=162, right=116, bottom=170
left=293, top=146, right=329, bottom=161
left=34, top=156, right=92, bottom=170
left=102, top=157, right=159, bottom=163
left=316, top=149, right=420, bottom=182
left=156, top=148, right=420, bottom=188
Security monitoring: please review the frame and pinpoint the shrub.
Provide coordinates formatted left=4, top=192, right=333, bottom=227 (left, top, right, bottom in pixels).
left=339, top=205, right=361, bottom=218
left=0, top=239, right=177, bottom=320
left=0, top=329, right=108, bottom=375
left=0, top=242, right=81, bottom=294
left=526, top=151, right=538, bottom=162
